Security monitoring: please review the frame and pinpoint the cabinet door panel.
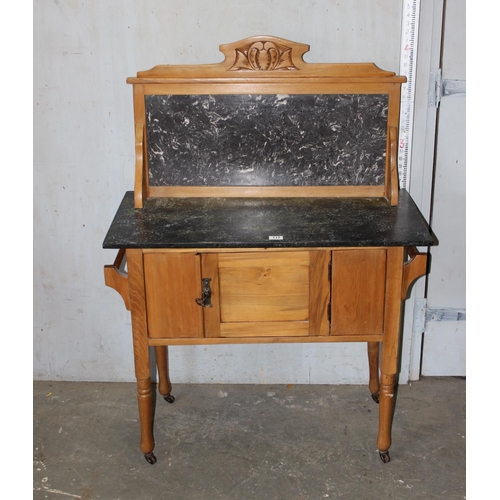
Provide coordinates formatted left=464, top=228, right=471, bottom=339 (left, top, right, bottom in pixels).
left=144, top=252, right=204, bottom=338
left=218, top=251, right=310, bottom=323
left=331, top=248, right=386, bottom=336
left=220, top=293, right=310, bottom=322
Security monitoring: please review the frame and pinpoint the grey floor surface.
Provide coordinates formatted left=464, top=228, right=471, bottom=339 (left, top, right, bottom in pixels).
left=34, top=377, right=465, bottom=500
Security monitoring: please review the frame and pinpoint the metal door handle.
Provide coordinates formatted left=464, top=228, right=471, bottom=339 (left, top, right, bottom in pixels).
left=195, top=278, right=213, bottom=307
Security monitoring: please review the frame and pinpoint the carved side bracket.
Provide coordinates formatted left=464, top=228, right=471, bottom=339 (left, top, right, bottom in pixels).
left=401, top=247, right=428, bottom=300
left=104, top=249, right=130, bottom=310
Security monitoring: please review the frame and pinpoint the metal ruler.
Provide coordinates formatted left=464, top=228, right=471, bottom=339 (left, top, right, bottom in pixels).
left=398, top=0, right=421, bottom=190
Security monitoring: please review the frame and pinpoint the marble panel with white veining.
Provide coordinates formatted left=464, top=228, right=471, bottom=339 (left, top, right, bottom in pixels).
left=145, top=94, right=388, bottom=186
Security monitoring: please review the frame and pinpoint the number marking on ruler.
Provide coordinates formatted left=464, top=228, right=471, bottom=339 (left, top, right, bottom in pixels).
left=398, top=0, right=421, bottom=190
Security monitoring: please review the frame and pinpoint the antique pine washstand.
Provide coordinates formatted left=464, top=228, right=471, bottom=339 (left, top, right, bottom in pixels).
left=103, top=36, right=434, bottom=464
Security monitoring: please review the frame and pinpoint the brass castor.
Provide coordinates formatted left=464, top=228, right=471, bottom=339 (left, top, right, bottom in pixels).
left=144, top=452, right=157, bottom=464
left=371, top=393, right=380, bottom=404
left=379, top=450, right=390, bottom=463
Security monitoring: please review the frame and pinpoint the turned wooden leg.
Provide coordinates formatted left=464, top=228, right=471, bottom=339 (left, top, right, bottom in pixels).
left=367, top=342, right=380, bottom=403
left=377, top=373, right=396, bottom=463
left=127, top=249, right=157, bottom=464
left=155, top=346, right=175, bottom=403
left=137, top=376, right=156, bottom=463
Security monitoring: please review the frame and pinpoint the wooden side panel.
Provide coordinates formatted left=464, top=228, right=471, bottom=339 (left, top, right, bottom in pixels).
left=309, top=250, right=331, bottom=336
left=132, top=84, right=148, bottom=208
left=218, top=251, right=310, bottom=323
left=201, top=253, right=221, bottom=338
left=331, top=248, right=387, bottom=336
left=143, top=253, right=204, bottom=338
left=384, top=86, right=402, bottom=206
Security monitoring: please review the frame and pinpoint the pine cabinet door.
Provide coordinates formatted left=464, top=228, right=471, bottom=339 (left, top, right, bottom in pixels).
left=330, top=248, right=387, bottom=336
left=143, top=252, right=204, bottom=339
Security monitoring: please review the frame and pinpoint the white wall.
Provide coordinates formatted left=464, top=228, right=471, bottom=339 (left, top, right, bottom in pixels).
left=34, top=1, right=404, bottom=383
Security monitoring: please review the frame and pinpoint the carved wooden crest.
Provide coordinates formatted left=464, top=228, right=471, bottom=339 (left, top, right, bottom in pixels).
left=131, top=35, right=400, bottom=82
left=229, top=40, right=298, bottom=71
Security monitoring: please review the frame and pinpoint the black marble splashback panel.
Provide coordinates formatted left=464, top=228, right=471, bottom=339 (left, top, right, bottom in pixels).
left=145, top=94, right=388, bottom=187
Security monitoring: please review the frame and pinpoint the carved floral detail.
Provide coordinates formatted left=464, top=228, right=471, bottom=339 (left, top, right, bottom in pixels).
left=229, top=41, right=298, bottom=71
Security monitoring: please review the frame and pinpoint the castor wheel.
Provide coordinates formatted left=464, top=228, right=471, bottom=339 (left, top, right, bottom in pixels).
left=379, top=450, right=390, bottom=463
left=371, top=393, right=380, bottom=404
left=144, top=452, right=157, bottom=464
left=164, top=394, right=175, bottom=404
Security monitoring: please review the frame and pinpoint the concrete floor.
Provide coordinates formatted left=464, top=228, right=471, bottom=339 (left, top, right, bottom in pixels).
left=34, top=377, right=465, bottom=499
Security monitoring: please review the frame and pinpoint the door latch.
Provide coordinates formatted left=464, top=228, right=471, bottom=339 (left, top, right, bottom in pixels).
left=195, top=278, right=213, bottom=307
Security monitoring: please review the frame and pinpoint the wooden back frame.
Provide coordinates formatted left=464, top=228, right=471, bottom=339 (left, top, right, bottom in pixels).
left=127, top=35, right=405, bottom=208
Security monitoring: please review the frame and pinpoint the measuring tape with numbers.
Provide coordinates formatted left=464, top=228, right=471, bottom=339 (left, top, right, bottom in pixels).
left=398, top=0, right=421, bottom=190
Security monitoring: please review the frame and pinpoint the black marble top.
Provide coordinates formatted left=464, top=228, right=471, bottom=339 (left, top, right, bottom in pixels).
left=103, top=190, right=434, bottom=249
